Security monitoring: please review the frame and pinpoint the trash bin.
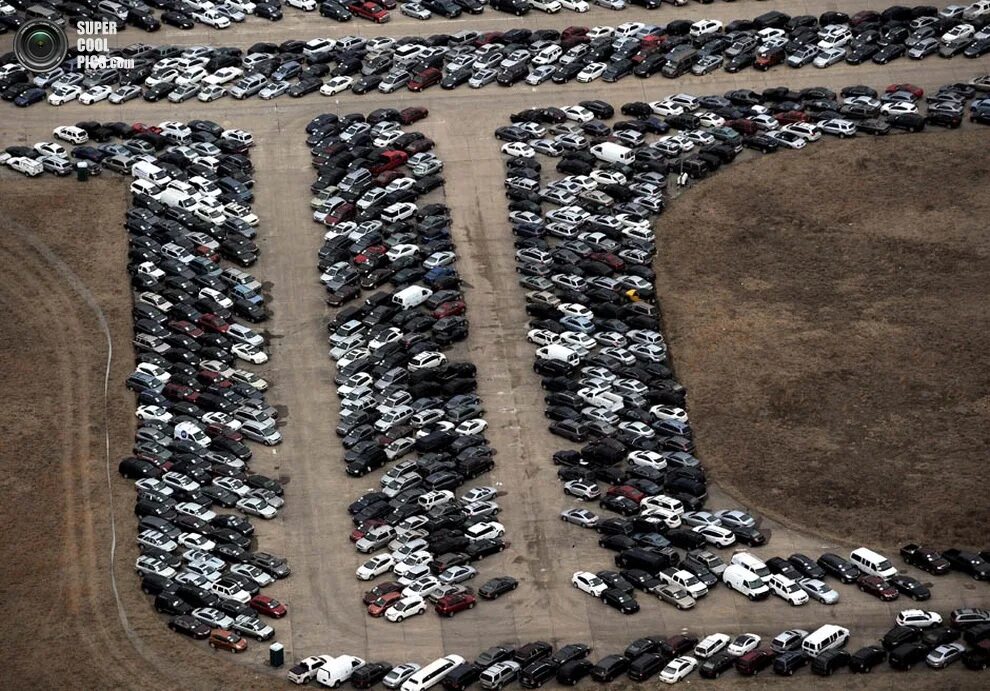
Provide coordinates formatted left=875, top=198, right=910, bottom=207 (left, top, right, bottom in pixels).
left=269, top=642, right=284, bottom=668
left=76, top=161, right=89, bottom=182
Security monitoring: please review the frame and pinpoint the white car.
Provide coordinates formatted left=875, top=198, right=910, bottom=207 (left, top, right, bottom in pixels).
left=767, top=574, right=809, bottom=606
left=135, top=555, right=176, bottom=579
left=692, top=524, right=736, bottom=548
left=465, top=521, right=505, bottom=541
left=230, top=563, right=275, bottom=587
left=782, top=122, right=822, bottom=142
left=194, top=8, right=231, bottom=27
left=650, top=100, right=684, bottom=117
left=232, top=342, right=268, bottom=364
left=48, top=84, right=81, bottom=105
left=563, top=480, right=600, bottom=501
left=659, top=656, right=698, bottom=684
left=321, top=76, right=354, bottom=96
left=176, top=502, right=216, bottom=522
left=286, top=0, right=316, bottom=8
left=576, top=62, right=607, bottom=82
left=727, top=633, right=760, bottom=657
left=501, top=142, right=535, bottom=159
left=136, top=405, right=172, bottom=423
left=356, top=553, right=395, bottom=580
left=559, top=0, right=589, bottom=9
left=562, top=105, right=594, bottom=122
left=205, top=66, right=243, bottom=85
left=571, top=570, right=608, bottom=596
left=197, top=84, right=228, bottom=102
left=383, top=663, right=421, bottom=689
left=896, top=609, right=943, bottom=628
left=385, top=595, right=427, bottom=622
left=881, top=101, right=919, bottom=116
left=53, top=125, right=88, bottom=144
left=289, top=656, right=336, bottom=685
left=694, top=633, right=730, bottom=659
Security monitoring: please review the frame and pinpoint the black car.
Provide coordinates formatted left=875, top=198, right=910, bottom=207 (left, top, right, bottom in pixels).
left=888, top=642, right=929, bottom=670
left=601, top=587, right=639, bottom=614
left=942, top=549, right=990, bottom=580
left=788, top=553, right=826, bottom=579
left=478, top=576, right=518, bottom=599
left=848, top=645, right=886, bottom=673
left=811, top=649, right=850, bottom=676
left=351, top=662, right=392, bottom=689
left=627, top=652, right=667, bottom=682
left=817, top=552, right=861, bottom=583
left=556, top=659, right=593, bottom=686
left=552, top=644, right=590, bottom=666
left=168, top=614, right=210, bottom=639
left=699, top=651, right=734, bottom=679
left=888, top=574, right=931, bottom=601
left=773, top=651, right=808, bottom=676
left=475, top=645, right=516, bottom=668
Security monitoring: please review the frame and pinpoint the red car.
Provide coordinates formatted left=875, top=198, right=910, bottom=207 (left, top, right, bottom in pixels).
left=163, top=383, right=200, bottom=403
left=131, top=122, right=162, bottom=135
left=399, top=107, right=428, bottom=125
left=367, top=591, right=403, bottom=617
left=197, top=369, right=229, bottom=386
left=858, top=575, right=899, bottom=601
left=607, top=485, right=646, bottom=504
left=432, top=300, right=466, bottom=319
left=408, top=68, right=442, bottom=92
left=206, top=423, right=242, bottom=442
left=474, top=31, right=503, bottom=47
left=168, top=320, right=204, bottom=338
left=735, top=649, right=776, bottom=676
left=323, top=202, right=356, bottom=226
left=369, top=149, right=408, bottom=175
left=588, top=252, right=624, bottom=271
left=362, top=581, right=403, bottom=605
left=350, top=519, right=387, bottom=543
left=886, top=82, right=923, bottom=98
left=250, top=595, right=287, bottom=618
left=348, top=0, right=389, bottom=22
left=725, top=118, right=759, bottom=135
left=354, top=245, right=387, bottom=266
left=198, top=313, right=230, bottom=333
left=434, top=592, right=477, bottom=617
left=405, top=138, right=435, bottom=155
left=775, top=110, right=811, bottom=124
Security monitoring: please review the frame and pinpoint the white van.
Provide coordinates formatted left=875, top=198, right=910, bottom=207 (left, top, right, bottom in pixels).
left=589, top=142, right=634, bottom=165
left=159, top=187, right=199, bottom=211
left=536, top=344, right=581, bottom=367
left=722, top=564, right=770, bottom=600
left=131, top=160, right=171, bottom=186
left=8, top=156, right=43, bottom=177
left=173, top=421, right=210, bottom=449
left=401, top=655, right=465, bottom=691
left=130, top=178, right=162, bottom=198
left=315, top=655, right=366, bottom=687
left=393, top=285, right=433, bottom=309
left=849, top=547, right=898, bottom=579
left=801, top=625, right=850, bottom=658
left=730, top=552, right=771, bottom=579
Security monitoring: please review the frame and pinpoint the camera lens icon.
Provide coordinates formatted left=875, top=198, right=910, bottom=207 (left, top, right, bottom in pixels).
left=14, top=19, right=68, bottom=73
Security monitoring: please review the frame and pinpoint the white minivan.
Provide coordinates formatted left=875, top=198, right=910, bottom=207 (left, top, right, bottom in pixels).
left=730, top=552, right=771, bottom=579
left=536, top=344, right=581, bottom=367
left=849, top=547, right=898, bottom=579
left=802, top=625, right=850, bottom=658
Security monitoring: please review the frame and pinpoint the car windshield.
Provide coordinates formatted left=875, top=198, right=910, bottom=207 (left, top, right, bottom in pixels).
left=746, top=580, right=762, bottom=589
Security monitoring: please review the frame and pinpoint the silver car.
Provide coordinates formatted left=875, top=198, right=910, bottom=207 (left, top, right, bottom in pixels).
left=561, top=508, right=599, bottom=528
left=798, top=578, right=839, bottom=604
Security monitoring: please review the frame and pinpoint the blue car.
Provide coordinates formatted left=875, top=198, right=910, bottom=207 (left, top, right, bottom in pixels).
left=560, top=315, right=595, bottom=333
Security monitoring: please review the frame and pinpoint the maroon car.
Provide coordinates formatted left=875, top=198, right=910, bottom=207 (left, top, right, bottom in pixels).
left=858, top=575, right=899, bottom=601
left=362, top=581, right=403, bottom=605
left=735, top=649, right=776, bottom=676
left=435, top=592, right=477, bottom=617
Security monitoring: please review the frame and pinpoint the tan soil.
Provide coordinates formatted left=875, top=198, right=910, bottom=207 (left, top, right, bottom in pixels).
left=656, top=130, right=990, bottom=549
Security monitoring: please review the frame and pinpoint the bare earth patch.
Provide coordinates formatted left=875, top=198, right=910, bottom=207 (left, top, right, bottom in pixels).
left=656, top=130, right=990, bottom=548
left=0, top=176, right=269, bottom=689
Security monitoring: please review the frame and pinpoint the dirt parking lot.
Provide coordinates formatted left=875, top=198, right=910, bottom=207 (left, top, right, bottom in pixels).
left=657, top=130, right=990, bottom=548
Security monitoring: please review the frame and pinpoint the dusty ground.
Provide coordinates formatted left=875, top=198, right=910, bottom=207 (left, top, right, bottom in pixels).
left=657, top=130, right=990, bottom=549
left=0, top=177, right=269, bottom=689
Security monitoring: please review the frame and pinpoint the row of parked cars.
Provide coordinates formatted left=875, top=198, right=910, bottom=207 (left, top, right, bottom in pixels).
left=305, top=110, right=515, bottom=622
left=48, top=119, right=299, bottom=652
left=493, top=79, right=989, bottom=611
left=3, top=4, right=987, bottom=108
left=0, top=0, right=760, bottom=37
left=288, top=609, right=990, bottom=688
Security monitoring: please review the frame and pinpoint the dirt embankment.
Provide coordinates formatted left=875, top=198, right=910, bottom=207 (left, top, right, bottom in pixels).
left=656, top=130, right=990, bottom=548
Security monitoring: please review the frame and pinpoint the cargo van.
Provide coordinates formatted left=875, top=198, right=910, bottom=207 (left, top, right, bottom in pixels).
left=730, top=552, right=771, bottom=579
left=401, top=654, right=465, bottom=691
left=802, top=625, right=850, bottom=658
left=393, top=285, right=433, bottom=309
left=315, top=655, right=367, bottom=687
left=159, top=187, right=199, bottom=211
left=132, top=160, right=171, bottom=186
left=589, top=142, right=634, bottom=166
left=536, top=344, right=581, bottom=367
left=849, top=547, right=898, bottom=579
left=722, top=564, right=770, bottom=600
